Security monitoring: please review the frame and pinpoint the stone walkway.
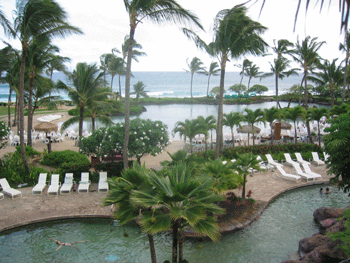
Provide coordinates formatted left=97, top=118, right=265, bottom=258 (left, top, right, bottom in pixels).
left=0, top=164, right=331, bottom=233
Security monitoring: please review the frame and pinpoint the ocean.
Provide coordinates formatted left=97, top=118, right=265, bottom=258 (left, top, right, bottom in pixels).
left=0, top=71, right=303, bottom=102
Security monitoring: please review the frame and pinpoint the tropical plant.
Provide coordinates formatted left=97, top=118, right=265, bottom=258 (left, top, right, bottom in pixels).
left=248, top=84, right=268, bottom=95
left=236, top=58, right=252, bottom=85
left=10, top=0, right=82, bottom=174
left=263, top=107, right=281, bottom=144
left=307, top=107, right=329, bottom=146
left=120, top=0, right=203, bottom=169
left=244, top=63, right=262, bottom=89
left=131, top=81, right=149, bottom=103
left=196, top=115, right=216, bottom=154
left=108, top=55, right=125, bottom=92
left=283, top=106, right=306, bottom=144
left=231, top=152, right=261, bottom=199
left=173, top=118, right=202, bottom=154
left=229, top=83, right=247, bottom=97
left=0, top=121, right=11, bottom=150
left=339, top=30, right=350, bottom=103
left=223, top=111, right=243, bottom=147
left=184, top=57, right=205, bottom=99
left=203, top=61, right=220, bottom=97
left=209, top=86, right=224, bottom=96
left=244, top=108, right=265, bottom=146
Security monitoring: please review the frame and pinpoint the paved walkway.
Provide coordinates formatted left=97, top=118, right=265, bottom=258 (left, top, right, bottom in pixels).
left=0, top=164, right=331, bottom=233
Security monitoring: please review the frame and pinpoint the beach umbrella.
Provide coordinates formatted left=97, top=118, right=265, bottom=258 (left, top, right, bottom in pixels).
left=237, top=125, right=261, bottom=134
left=34, top=122, right=58, bottom=153
left=271, top=121, right=292, bottom=130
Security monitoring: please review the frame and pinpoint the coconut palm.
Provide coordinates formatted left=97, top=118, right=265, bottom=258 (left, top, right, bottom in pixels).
left=308, top=59, right=343, bottom=108
left=283, top=106, right=306, bottom=144
left=131, top=81, right=149, bottom=103
left=232, top=152, right=261, bottom=199
left=236, top=58, right=252, bottom=85
left=223, top=111, right=243, bottom=147
left=307, top=107, right=329, bottom=146
left=99, top=53, right=114, bottom=83
left=196, top=115, right=216, bottom=154
left=203, top=62, right=220, bottom=97
left=244, top=63, right=262, bottom=90
left=339, top=31, right=350, bottom=103
left=132, top=163, right=225, bottom=263
left=272, top=39, right=294, bottom=59
left=121, top=0, right=203, bottom=169
left=172, top=118, right=202, bottom=154
left=263, top=107, right=281, bottom=144
left=184, top=57, right=205, bottom=99
left=57, top=63, right=111, bottom=148
left=108, top=55, right=125, bottom=92
left=244, top=108, right=265, bottom=146
left=10, top=0, right=82, bottom=174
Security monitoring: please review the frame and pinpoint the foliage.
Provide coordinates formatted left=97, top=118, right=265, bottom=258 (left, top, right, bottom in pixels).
left=15, top=145, right=41, bottom=157
left=94, top=161, right=133, bottom=178
left=68, top=108, right=78, bottom=116
left=248, top=84, right=268, bottom=95
left=59, top=160, right=91, bottom=180
left=327, top=208, right=350, bottom=256
left=0, top=120, right=11, bottom=149
left=209, top=86, right=223, bottom=96
left=229, top=83, right=247, bottom=96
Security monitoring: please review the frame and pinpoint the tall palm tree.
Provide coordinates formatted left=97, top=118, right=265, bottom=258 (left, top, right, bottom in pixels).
left=131, top=81, right=148, bottom=103
left=283, top=106, right=306, bottom=144
left=244, top=63, right=262, bottom=90
left=308, top=59, right=343, bottom=108
left=184, top=57, right=205, bottom=99
left=196, top=115, right=216, bottom=154
left=261, top=57, right=299, bottom=108
left=272, top=39, right=294, bottom=59
left=11, top=0, right=82, bottom=174
left=237, top=58, right=252, bottom=85
left=99, top=53, right=114, bottom=83
left=263, top=107, right=281, bottom=144
left=223, top=111, right=243, bottom=147
left=121, top=0, right=203, bottom=169
left=244, top=108, right=265, bottom=146
left=204, top=62, right=220, bottom=97
left=57, top=63, right=111, bottom=148
left=173, top=118, right=202, bottom=154
left=132, top=163, right=225, bottom=263
left=307, top=107, right=329, bottom=146
left=339, top=30, right=350, bottom=103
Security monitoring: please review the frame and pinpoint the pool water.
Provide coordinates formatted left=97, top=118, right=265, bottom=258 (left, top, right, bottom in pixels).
left=0, top=185, right=349, bottom=263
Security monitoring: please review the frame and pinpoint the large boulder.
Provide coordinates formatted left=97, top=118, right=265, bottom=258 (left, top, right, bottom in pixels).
left=298, top=233, right=332, bottom=254
left=326, top=218, right=346, bottom=234
left=320, top=218, right=337, bottom=229
left=313, top=207, right=343, bottom=224
left=300, top=239, right=347, bottom=263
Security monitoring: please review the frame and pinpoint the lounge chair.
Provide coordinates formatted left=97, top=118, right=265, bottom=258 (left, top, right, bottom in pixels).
left=311, top=152, right=325, bottom=166
left=266, top=154, right=283, bottom=168
left=0, top=192, right=3, bottom=200
left=60, top=173, right=75, bottom=195
left=98, top=172, right=108, bottom=192
left=283, top=153, right=299, bottom=167
left=288, top=161, right=318, bottom=181
left=300, top=163, right=322, bottom=179
left=257, top=156, right=274, bottom=172
left=78, top=172, right=91, bottom=193
left=275, top=165, right=301, bottom=182
left=47, top=174, right=61, bottom=196
left=0, top=178, right=22, bottom=199
left=32, top=173, right=48, bottom=195
left=295, top=153, right=311, bottom=165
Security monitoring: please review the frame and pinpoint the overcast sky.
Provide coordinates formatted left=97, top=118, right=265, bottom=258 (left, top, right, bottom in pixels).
left=0, top=0, right=345, bottom=72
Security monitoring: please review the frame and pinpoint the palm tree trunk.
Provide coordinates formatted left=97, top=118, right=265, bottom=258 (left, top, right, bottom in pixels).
left=294, top=122, right=297, bottom=145
left=252, top=125, right=255, bottom=146
left=304, top=72, right=309, bottom=110
left=27, top=71, right=35, bottom=147
left=190, top=73, right=193, bottom=100
left=206, top=74, right=211, bottom=97
left=317, top=121, right=321, bottom=146
left=247, top=132, right=250, bottom=146
left=118, top=74, right=122, bottom=98
left=190, top=138, right=193, bottom=154
left=172, top=220, right=179, bottom=263
left=275, top=75, right=281, bottom=109
left=147, top=234, right=157, bottom=263
left=270, top=127, right=274, bottom=145
left=330, top=84, right=335, bottom=108
left=247, top=77, right=252, bottom=90
left=342, top=33, right=349, bottom=104
left=110, top=75, right=114, bottom=90
left=231, top=127, right=235, bottom=148
left=7, top=87, right=11, bottom=127
left=241, top=174, right=247, bottom=199
left=19, top=42, right=30, bottom=174
left=78, top=106, right=84, bottom=148
left=178, top=229, right=185, bottom=262
left=123, top=22, right=136, bottom=169
left=215, top=55, right=227, bottom=159
left=13, top=97, right=17, bottom=127
left=92, top=116, right=95, bottom=131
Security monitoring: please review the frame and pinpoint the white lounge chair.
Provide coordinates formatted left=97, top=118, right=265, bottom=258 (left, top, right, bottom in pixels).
left=98, top=172, right=109, bottom=192
left=256, top=156, right=274, bottom=171
left=47, top=174, right=61, bottom=196
left=78, top=172, right=91, bottom=193
left=32, top=173, right=48, bottom=195
left=300, top=163, right=322, bottom=179
left=289, top=161, right=318, bottom=181
left=283, top=153, right=299, bottom=167
left=0, top=192, right=3, bottom=200
left=295, top=153, right=311, bottom=165
left=0, top=178, right=22, bottom=199
left=60, top=173, right=75, bottom=195
left=311, top=152, right=325, bottom=166
left=275, top=165, right=301, bottom=182
left=265, top=154, right=283, bottom=168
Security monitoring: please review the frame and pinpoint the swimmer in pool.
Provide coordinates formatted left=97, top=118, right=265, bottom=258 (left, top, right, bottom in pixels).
left=50, top=238, right=89, bottom=251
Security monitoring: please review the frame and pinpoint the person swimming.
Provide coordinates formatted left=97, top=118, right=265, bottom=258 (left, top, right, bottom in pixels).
left=50, top=238, right=89, bottom=251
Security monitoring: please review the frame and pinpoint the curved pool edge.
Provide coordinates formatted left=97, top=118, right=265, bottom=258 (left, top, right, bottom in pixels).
left=0, top=181, right=330, bottom=235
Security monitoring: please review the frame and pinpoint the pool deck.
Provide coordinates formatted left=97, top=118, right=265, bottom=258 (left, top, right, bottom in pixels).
left=0, top=165, right=331, bottom=233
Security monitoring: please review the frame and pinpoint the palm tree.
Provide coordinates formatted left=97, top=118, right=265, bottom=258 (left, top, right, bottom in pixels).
left=339, top=30, right=350, bottom=103
left=132, top=163, right=225, bottom=263
left=283, top=106, right=306, bottom=144
left=121, top=0, right=203, bottom=169
left=244, top=63, right=262, bottom=90
left=236, top=58, right=252, bottom=85
left=232, top=152, right=261, bottom=199
left=203, top=62, right=220, bottom=97
left=57, top=63, right=111, bottom=148
left=99, top=53, right=114, bottom=83
left=184, top=57, right=205, bottom=99
left=172, top=118, right=202, bottom=154
left=261, top=57, right=299, bottom=108
left=103, top=163, right=158, bottom=263
left=223, top=111, right=243, bottom=147
left=272, top=39, right=294, bottom=59
left=131, top=81, right=148, bottom=103
left=108, top=55, right=125, bottom=92
left=263, top=107, right=281, bottom=144
left=11, top=0, right=82, bottom=174
left=307, top=107, right=329, bottom=146
left=244, top=108, right=265, bottom=146
left=308, top=59, right=343, bottom=108
left=196, top=115, right=216, bottom=154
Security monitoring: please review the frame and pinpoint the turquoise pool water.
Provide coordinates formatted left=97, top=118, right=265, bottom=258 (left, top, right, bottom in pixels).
left=0, top=185, right=349, bottom=263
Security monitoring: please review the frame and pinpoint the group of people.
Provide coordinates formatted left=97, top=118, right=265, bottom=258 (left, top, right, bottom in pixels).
left=319, top=187, right=331, bottom=195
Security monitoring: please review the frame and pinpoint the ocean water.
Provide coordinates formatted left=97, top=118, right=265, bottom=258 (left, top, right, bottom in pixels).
left=0, top=71, right=303, bottom=102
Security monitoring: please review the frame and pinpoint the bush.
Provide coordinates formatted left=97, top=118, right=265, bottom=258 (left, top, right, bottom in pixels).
left=58, top=160, right=91, bottom=181
left=94, top=161, right=133, bottom=178
left=15, top=145, right=41, bottom=157
left=41, top=150, right=89, bottom=168
left=68, top=108, right=78, bottom=116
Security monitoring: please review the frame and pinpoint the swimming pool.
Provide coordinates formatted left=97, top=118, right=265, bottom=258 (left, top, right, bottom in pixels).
left=1, top=185, right=348, bottom=263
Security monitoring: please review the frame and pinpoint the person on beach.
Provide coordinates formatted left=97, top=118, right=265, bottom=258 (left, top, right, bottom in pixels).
left=50, top=238, right=89, bottom=251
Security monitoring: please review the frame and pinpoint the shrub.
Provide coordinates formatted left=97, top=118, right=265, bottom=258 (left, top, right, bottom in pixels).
left=58, top=160, right=91, bottom=180
left=94, top=161, right=133, bottom=178
left=41, top=150, right=89, bottom=168
left=68, top=108, right=78, bottom=116
left=15, top=145, right=41, bottom=157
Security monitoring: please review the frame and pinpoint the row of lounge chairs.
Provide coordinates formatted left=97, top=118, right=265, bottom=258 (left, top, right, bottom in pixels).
left=0, top=172, right=109, bottom=199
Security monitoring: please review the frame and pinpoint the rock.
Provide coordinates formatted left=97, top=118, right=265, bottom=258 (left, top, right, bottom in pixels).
left=299, top=233, right=332, bottom=254
left=280, top=261, right=300, bottom=263
left=320, top=218, right=337, bottom=229
left=300, top=239, right=347, bottom=263
left=313, top=207, right=343, bottom=224
left=326, top=218, right=346, bottom=234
